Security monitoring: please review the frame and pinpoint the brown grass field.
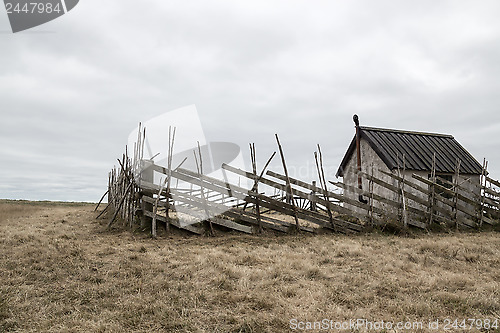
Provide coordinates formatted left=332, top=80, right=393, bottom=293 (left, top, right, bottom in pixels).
left=0, top=200, right=499, bottom=332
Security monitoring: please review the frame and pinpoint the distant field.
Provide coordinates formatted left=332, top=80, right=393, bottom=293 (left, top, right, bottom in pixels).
left=0, top=200, right=499, bottom=332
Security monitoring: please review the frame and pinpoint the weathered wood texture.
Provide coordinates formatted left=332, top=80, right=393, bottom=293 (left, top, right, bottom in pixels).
left=101, top=126, right=498, bottom=236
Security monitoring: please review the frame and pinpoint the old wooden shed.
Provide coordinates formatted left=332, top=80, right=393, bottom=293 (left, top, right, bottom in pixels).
left=336, top=115, right=483, bottom=216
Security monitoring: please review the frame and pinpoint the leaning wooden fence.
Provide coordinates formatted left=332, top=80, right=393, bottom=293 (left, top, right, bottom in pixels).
left=96, top=127, right=500, bottom=237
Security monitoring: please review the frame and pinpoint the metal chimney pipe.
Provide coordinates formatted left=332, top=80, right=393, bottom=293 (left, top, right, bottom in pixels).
left=353, top=115, right=368, bottom=204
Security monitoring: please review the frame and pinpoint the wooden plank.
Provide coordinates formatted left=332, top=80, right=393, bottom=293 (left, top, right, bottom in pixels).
left=146, top=163, right=362, bottom=232
left=264, top=169, right=381, bottom=223
left=151, top=165, right=236, bottom=199
left=224, top=205, right=316, bottom=232
left=170, top=171, right=236, bottom=199
left=412, top=174, right=486, bottom=219
left=173, top=185, right=360, bottom=233
left=378, top=170, right=467, bottom=221
left=296, top=210, right=362, bottom=232
left=379, top=170, right=429, bottom=196
left=334, top=181, right=427, bottom=229
left=143, top=210, right=205, bottom=235
left=173, top=188, right=276, bottom=224
left=175, top=205, right=253, bottom=234
left=142, top=195, right=168, bottom=207
left=483, top=196, right=500, bottom=209
left=143, top=177, right=267, bottom=230
left=363, top=170, right=476, bottom=227
left=459, top=217, right=477, bottom=228
left=484, top=200, right=500, bottom=214
left=413, top=174, right=478, bottom=207
left=175, top=201, right=253, bottom=233
left=173, top=190, right=311, bottom=233
left=180, top=188, right=354, bottom=233
left=267, top=170, right=326, bottom=194
left=211, top=217, right=253, bottom=234
left=361, top=171, right=429, bottom=206
left=434, top=175, right=481, bottom=199
left=138, top=180, right=169, bottom=196
left=486, top=176, right=500, bottom=188
left=478, top=215, right=496, bottom=225
left=484, top=206, right=500, bottom=218
left=222, top=165, right=363, bottom=231
left=359, top=170, right=458, bottom=223
left=173, top=168, right=240, bottom=197
left=266, top=170, right=376, bottom=223
left=224, top=209, right=290, bottom=233
left=162, top=166, right=339, bottom=231
left=413, top=174, right=494, bottom=225
left=256, top=213, right=316, bottom=233
left=227, top=164, right=347, bottom=214
left=484, top=187, right=500, bottom=198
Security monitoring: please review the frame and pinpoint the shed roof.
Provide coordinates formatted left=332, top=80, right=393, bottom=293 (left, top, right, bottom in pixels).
left=336, top=126, right=483, bottom=177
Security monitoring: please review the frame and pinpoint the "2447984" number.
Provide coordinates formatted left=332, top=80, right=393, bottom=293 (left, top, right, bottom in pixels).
left=5, top=2, right=62, bottom=14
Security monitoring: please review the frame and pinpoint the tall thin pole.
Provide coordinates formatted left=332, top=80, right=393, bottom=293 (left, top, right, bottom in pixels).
left=479, top=158, right=488, bottom=228
left=453, top=159, right=461, bottom=230
left=194, top=143, right=214, bottom=235
left=428, top=152, right=436, bottom=226
left=250, top=143, right=263, bottom=233
left=314, top=144, right=335, bottom=230
left=275, top=134, right=300, bottom=231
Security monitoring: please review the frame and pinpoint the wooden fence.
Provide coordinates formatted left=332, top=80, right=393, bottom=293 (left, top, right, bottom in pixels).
left=97, top=128, right=500, bottom=236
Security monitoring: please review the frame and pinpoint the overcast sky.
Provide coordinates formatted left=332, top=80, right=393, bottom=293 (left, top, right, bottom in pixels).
left=1, top=0, right=500, bottom=202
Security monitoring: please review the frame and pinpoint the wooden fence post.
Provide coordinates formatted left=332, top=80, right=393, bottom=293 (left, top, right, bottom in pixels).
left=453, top=159, right=461, bottom=230
left=314, top=144, right=335, bottom=229
left=396, top=154, right=408, bottom=227
left=165, top=126, right=176, bottom=234
left=428, top=153, right=436, bottom=225
left=369, top=164, right=374, bottom=225
left=275, top=134, right=300, bottom=231
left=250, top=143, right=263, bottom=233
left=152, top=178, right=167, bottom=238
left=194, top=142, right=215, bottom=236
left=479, top=159, right=488, bottom=228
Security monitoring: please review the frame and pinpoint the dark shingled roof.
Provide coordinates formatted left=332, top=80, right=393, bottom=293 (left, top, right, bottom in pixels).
left=336, top=126, right=483, bottom=177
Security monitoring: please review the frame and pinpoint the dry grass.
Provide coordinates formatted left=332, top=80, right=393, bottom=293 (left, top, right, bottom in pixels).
left=0, top=200, right=499, bottom=332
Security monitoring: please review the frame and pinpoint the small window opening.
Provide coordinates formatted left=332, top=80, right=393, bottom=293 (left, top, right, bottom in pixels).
left=429, top=174, right=453, bottom=199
